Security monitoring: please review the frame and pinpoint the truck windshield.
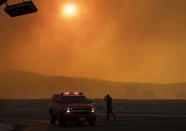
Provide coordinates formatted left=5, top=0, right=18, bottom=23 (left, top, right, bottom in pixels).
left=61, top=96, right=89, bottom=104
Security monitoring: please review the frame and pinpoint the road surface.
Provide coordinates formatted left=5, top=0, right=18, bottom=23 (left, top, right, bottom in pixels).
left=1, top=112, right=186, bottom=131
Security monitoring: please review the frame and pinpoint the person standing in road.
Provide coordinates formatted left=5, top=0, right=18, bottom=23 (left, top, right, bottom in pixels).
left=104, top=94, right=117, bottom=120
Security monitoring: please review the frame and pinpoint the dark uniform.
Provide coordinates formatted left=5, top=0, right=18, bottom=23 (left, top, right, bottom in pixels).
left=104, top=94, right=117, bottom=120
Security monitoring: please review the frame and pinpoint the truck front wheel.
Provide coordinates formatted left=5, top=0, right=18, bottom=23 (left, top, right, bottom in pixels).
left=88, top=120, right=95, bottom=126
left=49, top=109, right=56, bottom=124
left=50, top=115, right=57, bottom=124
left=59, top=118, right=67, bottom=126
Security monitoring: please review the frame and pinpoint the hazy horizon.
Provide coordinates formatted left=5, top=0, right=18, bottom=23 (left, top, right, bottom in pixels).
left=1, top=69, right=186, bottom=84
left=0, top=70, right=186, bottom=99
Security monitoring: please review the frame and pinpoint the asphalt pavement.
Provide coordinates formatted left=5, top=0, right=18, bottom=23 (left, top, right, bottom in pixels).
left=1, top=112, right=186, bottom=131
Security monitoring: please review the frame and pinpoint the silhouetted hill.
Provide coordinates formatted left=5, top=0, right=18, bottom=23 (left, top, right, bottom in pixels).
left=0, top=70, right=186, bottom=99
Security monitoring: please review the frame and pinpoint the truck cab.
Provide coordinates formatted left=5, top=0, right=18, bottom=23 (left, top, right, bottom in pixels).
left=49, top=92, right=96, bottom=126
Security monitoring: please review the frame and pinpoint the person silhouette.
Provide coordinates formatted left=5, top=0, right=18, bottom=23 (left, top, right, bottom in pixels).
left=104, top=94, right=117, bottom=120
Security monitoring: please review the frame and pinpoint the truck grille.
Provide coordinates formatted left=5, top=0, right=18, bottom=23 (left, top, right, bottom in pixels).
left=72, top=112, right=90, bottom=115
left=71, top=107, right=91, bottom=115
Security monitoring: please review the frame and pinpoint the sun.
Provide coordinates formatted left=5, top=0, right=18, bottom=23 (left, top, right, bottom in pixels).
left=63, top=4, right=77, bottom=16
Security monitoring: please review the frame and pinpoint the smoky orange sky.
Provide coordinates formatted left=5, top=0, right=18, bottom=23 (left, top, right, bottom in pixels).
left=0, top=0, right=186, bottom=83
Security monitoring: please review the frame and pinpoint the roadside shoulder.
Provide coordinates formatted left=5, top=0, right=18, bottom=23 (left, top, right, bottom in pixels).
left=0, top=121, right=16, bottom=131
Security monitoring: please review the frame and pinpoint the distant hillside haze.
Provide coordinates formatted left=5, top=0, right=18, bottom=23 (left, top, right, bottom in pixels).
left=0, top=71, right=186, bottom=99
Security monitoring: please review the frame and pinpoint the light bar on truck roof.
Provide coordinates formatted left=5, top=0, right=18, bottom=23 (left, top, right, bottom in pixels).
left=62, top=92, right=83, bottom=96
left=64, top=92, right=70, bottom=95
left=74, top=92, right=79, bottom=95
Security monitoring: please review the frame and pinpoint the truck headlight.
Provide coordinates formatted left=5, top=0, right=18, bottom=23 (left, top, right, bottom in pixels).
left=66, top=107, right=71, bottom=113
left=91, top=107, right=95, bottom=113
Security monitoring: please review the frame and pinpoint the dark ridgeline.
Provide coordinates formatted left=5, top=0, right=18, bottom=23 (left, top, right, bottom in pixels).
left=0, top=70, right=186, bottom=99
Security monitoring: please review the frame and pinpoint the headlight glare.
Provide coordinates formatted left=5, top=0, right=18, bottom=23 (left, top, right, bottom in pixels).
left=66, top=107, right=71, bottom=113
left=91, top=107, right=95, bottom=113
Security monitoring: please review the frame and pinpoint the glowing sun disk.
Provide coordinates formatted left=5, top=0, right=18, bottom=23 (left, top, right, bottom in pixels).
left=63, top=4, right=77, bottom=16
